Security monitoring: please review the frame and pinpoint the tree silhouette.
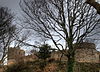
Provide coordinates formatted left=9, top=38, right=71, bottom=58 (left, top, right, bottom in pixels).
left=0, top=7, right=16, bottom=64
left=20, top=0, right=100, bottom=72
left=37, top=44, right=51, bottom=60
left=86, top=0, right=100, bottom=14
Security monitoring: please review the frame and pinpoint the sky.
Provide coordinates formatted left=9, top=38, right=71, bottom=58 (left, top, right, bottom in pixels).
left=0, top=0, right=29, bottom=54
left=0, top=0, right=20, bottom=13
left=0, top=0, right=100, bottom=53
left=0, top=0, right=100, bottom=13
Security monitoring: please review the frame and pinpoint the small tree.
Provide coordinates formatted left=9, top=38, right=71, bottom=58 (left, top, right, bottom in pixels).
left=37, top=44, right=51, bottom=60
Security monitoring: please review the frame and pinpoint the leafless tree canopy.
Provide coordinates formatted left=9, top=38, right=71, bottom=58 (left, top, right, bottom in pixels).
left=86, top=0, right=100, bottom=14
left=0, top=7, right=16, bottom=63
left=20, top=0, right=100, bottom=72
left=20, top=0, right=100, bottom=51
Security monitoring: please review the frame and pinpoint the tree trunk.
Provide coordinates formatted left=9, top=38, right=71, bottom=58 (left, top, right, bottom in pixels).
left=67, top=52, right=75, bottom=72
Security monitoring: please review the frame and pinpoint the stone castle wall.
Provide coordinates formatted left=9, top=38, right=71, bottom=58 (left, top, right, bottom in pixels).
left=75, top=48, right=99, bottom=63
left=51, top=42, right=100, bottom=63
left=75, top=42, right=99, bottom=63
left=8, top=47, right=25, bottom=65
left=8, top=43, right=100, bottom=64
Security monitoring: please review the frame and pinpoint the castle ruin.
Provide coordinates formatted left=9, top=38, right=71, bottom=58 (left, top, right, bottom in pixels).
left=51, top=42, right=100, bottom=63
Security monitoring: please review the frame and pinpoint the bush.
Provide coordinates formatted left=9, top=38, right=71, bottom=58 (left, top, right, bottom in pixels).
left=37, top=44, right=51, bottom=60
left=5, top=63, right=33, bottom=72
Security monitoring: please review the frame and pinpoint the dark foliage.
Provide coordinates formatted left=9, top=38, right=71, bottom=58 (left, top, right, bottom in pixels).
left=5, top=63, right=33, bottom=72
left=37, top=44, right=51, bottom=60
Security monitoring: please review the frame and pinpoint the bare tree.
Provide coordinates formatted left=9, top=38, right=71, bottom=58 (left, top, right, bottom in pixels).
left=0, top=7, right=16, bottom=65
left=20, top=0, right=100, bottom=72
left=86, top=0, right=100, bottom=14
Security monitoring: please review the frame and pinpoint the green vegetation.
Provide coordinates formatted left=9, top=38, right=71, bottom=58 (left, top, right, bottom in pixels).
left=37, top=44, right=51, bottom=60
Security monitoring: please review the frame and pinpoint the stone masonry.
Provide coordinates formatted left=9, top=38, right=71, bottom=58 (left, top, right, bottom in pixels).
left=51, top=42, right=100, bottom=63
left=8, top=47, right=25, bottom=65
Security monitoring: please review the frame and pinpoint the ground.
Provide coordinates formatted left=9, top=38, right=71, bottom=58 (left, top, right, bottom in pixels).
left=4, top=60, right=100, bottom=72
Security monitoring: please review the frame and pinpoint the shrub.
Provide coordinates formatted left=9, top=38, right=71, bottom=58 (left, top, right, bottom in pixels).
left=5, top=63, right=33, bottom=72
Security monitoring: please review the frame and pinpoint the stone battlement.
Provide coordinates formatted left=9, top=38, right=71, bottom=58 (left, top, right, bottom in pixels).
left=74, top=42, right=96, bottom=49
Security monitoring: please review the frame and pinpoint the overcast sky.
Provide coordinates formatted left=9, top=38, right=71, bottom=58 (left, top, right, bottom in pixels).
left=0, top=0, right=20, bottom=13
left=0, top=0, right=100, bottom=53
left=0, top=0, right=100, bottom=12
left=0, top=0, right=24, bottom=20
left=0, top=0, right=32, bottom=54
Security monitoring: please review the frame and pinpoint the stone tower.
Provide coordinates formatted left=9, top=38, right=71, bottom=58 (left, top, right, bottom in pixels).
left=75, top=42, right=100, bottom=63
left=7, top=47, right=25, bottom=65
